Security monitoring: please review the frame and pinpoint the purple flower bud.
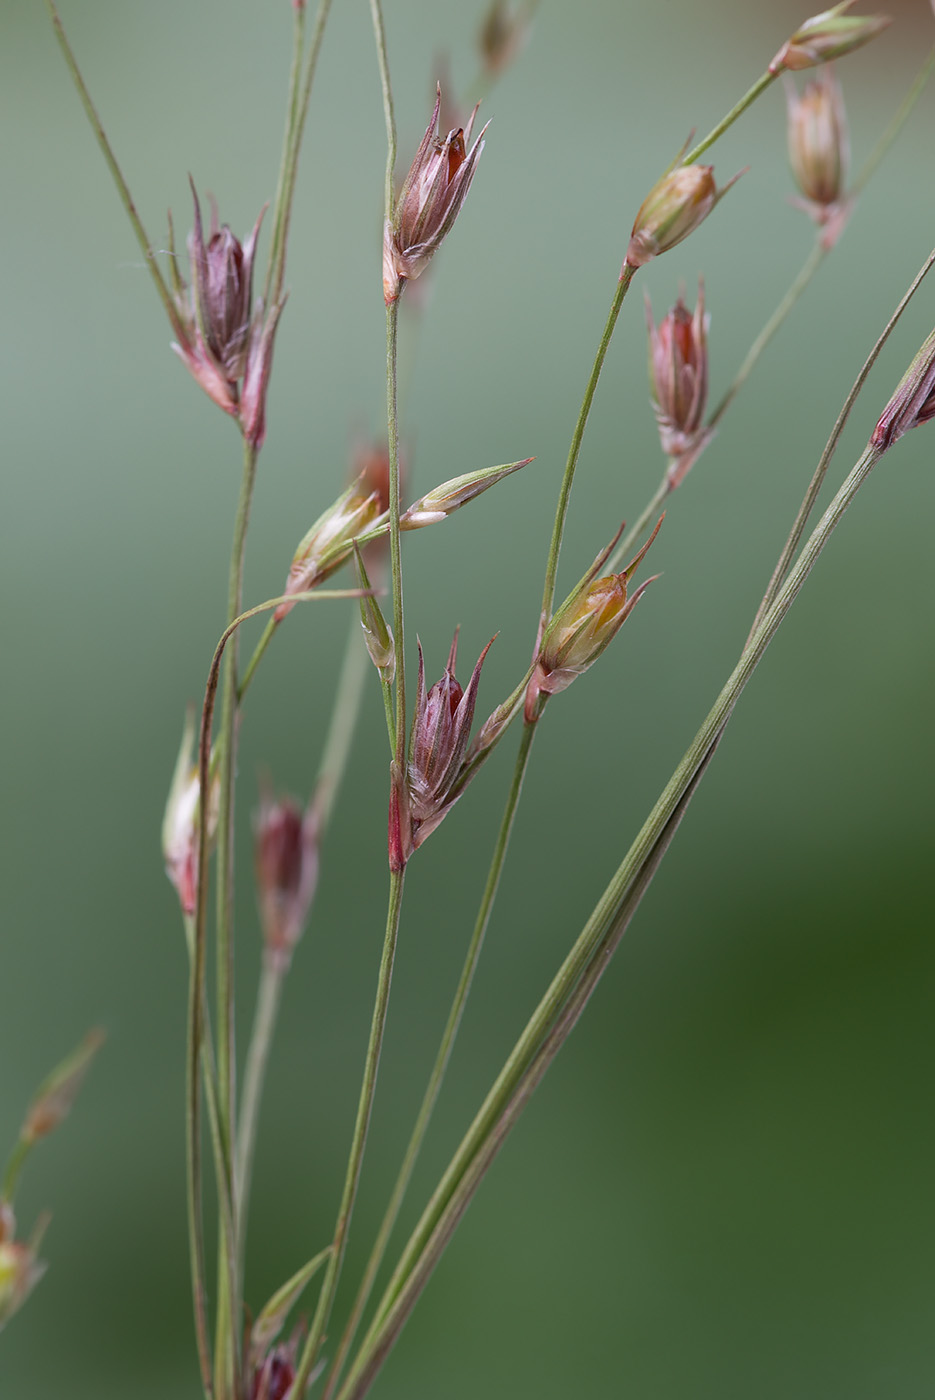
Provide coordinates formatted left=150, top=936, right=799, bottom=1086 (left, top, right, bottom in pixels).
left=403, top=631, right=494, bottom=856
left=646, top=281, right=714, bottom=488
left=383, top=86, right=488, bottom=304
left=170, top=183, right=285, bottom=444
left=253, top=792, right=319, bottom=972
left=188, top=181, right=264, bottom=384
left=871, top=327, right=935, bottom=453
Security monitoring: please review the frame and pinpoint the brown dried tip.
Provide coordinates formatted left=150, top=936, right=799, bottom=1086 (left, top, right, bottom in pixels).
left=383, top=86, right=488, bottom=304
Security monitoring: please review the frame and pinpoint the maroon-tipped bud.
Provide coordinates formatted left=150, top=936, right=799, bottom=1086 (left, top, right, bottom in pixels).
left=478, top=0, right=529, bottom=75
left=383, top=86, right=488, bottom=304
left=785, top=68, right=851, bottom=243
left=275, top=477, right=387, bottom=622
left=870, top=326, right=935, bottom=452
left=626, top=164, right=744, bottom=270
left=188, top=183, right=263, bottom=382
left=162, top=710, right=219, bottom=917
left=170, top=183, right=285, bottom=444
left=253, top=792, right=319, bottom=972
left=239, top=293, right=287, bottom=450
left=249, top=1325, right=305, bottom=1400
left=525, top=519, right=663, bottom=721
left=770, top=1, right=891, bottom=74
left=404, top=632, right=494, bottom=852
left=646, top=281, right=714, bottom=489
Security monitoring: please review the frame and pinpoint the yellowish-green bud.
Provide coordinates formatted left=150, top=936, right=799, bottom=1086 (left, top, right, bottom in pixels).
left=770, top=1, right=891, bottom=74
left=626, top=164, right=743, bottom=270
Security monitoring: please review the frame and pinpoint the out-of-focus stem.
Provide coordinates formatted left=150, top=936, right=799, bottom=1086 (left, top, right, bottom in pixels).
left=268, top=0, right=334, bottom=306
left=42, top=0, right=188, bottom=344
left=322, top=720, right=538, bottom=1399
left=683, top=71, right=776, bottom=165
left=291, top=869, right=407, bottom=1397
left=539, top=266, right=635, bottom=626
left=708, top=236, right=826, bottom=430
left=234, top=608, right=375, bottom=1266
left=212, top=436, right=259, bottom=1400
left=750, top=244, right=935, bottom=635
left=263, top=3, right=306, bottom=306
left=234, top=957, right=283, bottom=1261
left=851, top=43, right=935, bottom=199
left=309, top=611, right=372, bottom=832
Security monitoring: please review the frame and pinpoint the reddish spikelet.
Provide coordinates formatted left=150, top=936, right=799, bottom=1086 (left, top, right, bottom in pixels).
left=383, top=86, right=488, bottom=304
left=646, top=281, right=714, bottom=488
left=254, top=792, right=319, bottom=971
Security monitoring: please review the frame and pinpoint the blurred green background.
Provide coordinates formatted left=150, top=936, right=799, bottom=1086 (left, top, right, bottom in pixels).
left=2, top=1, right=933, bottom=1396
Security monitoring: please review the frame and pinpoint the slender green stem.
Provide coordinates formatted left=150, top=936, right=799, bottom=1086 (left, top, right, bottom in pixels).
left=263, top=3, right=306, bottom=307
left=42, top=0, right=187, bottom=344
left=270, top=0, right=334, bottom=307
left=708, top=236, right=826, bottom=430
left=851, top=43, right=935, bottom=199
left=235, top=608, right=374, bottom=1269
left=683, top=70, right=775, bottom=166
left=370, top=0, right=405, bottom=773
left=749, top=244, right=935, bottom=636
left=337, top=747, right=714, bottom=1400
left=323, top=721, right=538, bottom=1399
left=608, top=477, right=670, bottom=575
left=370, top=0, right=397, bottom=222
left=185, top=907, right=213, bottom=1396
left=385, top=299, right=406, bottom=769
left=291, top=869, right=408, bottom=1397
left=353, top=441, right=886, bottom=1392
left=237, top=617, right=279, bottom=706
left=353, top=240, right=935, bottom=1345
left=539, top=267, right=635, bottom=627
left=1, top=1139, right=30, bottom=1210
left=310, top=612, right=373, bottom=832
left=212, top=437, right=259, bottom=1400
left=234, top=956, right=284, bottom=1255
left=216, top=442, right=259, bottom=1132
